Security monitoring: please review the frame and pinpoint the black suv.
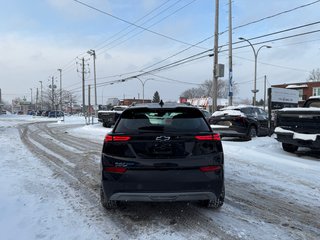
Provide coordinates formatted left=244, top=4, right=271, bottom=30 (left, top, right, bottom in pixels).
left=208, top=106, right=269, bottom=140
left=100, top=103, right=224, bottom=209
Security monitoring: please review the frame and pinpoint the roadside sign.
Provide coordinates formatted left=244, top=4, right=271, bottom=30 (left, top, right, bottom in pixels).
left=269, top=87, right=299, bottom=110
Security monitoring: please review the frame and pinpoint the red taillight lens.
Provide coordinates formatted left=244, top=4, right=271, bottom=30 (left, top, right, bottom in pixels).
left=195, top=134, right=220, bottom=141
left=104, top=135, right=131, bottom=142
left=105, top=135, right=113, bottom=142
left=213, top=133, right=220, bottom=141
left=200, top=166, right=221, bottom=172
left=104, top=167, right=127, bottom=173
left=113, top=136, right=131, bottom=141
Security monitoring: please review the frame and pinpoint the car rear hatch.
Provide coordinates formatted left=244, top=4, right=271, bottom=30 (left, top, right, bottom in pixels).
left=102, top=107, right=223, bottom=170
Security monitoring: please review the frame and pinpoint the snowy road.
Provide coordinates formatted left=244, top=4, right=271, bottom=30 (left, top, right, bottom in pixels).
left=13, top=119, right=320, bottom=240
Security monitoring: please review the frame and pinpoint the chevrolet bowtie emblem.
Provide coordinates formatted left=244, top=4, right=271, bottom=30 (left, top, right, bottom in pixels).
left=156, top=136, right=171, bottom=141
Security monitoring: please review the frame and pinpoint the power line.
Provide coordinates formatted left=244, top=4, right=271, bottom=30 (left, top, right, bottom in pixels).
left=220, top=0, right=320, bottom=35
left=63, top=26, right=320, bottom=93
left=96, top=0, right=187, bottom=54
left=72, top=0, right=204, bottom=48
left=233, top=55, right=309, bottom=73
left=232, top=29, right=320, bottom=52
left=98, top=0, right=199, bottom=55
left=90, top=28, right=320, bottom=85
left=56, top=0, right=201, bottom=81
left=94, top=0, right=173, bottom=51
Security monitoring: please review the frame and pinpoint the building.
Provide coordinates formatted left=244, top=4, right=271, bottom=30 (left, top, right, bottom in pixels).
left=11, top=98, right=32, bottom=114
left=272, top=81, right=320, bottom=106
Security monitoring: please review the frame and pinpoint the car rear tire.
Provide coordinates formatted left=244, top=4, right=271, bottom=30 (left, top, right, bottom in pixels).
left=100, top=185, right=118, bottom=209
left=199, top=186, right=225, bottom=209
left=244, top=125, right=257, bottom=141
left=282, top=143, right=298, bottom=153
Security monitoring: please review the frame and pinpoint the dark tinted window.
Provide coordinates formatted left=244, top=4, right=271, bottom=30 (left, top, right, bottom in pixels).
left=240, top=107, right=253, bottom=115
left=114, top=108, right=211, bottom=133
left=306, top=100, right=320, bottom=108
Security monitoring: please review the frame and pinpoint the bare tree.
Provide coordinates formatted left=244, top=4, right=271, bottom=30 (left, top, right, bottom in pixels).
left=180, top=87, right=205, bottom=98
left=181, top=79, right=238, bottom=99
left=307, top=68, right=320, bottom=82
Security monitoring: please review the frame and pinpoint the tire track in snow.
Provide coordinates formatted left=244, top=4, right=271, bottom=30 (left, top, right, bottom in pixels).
left=19, top=122, right=237, bottom=240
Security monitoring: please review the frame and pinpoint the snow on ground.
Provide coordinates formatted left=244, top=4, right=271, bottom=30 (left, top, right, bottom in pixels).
left=1, top=114, right=320, bottom=239
left=0, top=114, right=119, bottom=240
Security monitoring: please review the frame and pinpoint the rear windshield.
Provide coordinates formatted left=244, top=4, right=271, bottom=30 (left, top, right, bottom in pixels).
left=114, top=108, right=211, bottom=133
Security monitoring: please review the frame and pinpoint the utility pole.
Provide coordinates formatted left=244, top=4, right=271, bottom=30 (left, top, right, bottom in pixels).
left=264, top=75, right=267, bottom=110
left=228, top=0, right=233, bottom=106
left=81, top=58, right=86, bottom=121
left=87, top=50, right=97, bottom=118
left=39, top=81, right=43, bottom=110
left=88, top=84, right=91, bottom=125
left=212, top=0, right=219, bottom=113
left=36, top=88, right=39, bottom=112
left=30, top=88, right=33, bottom=105
left=58, top=69, right=62, bottom=111
left=51, top=76, right=55, bottom=110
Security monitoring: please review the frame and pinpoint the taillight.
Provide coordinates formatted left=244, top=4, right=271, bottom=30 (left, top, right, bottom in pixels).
left=105, top=135, right=113, bottom=142
left=104, top=134, right=131, bottom=142
left=200, top=166, right=221, bottom=172
left=195, top=134, right=220, bottom=141
left=113, top=136, right=131, bottom=141
left=104, top=167, right=127, bottom=173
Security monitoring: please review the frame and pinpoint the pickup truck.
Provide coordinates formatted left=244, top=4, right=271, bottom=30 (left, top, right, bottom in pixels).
left=274, top=96, right=320, bottom=152
left=97, top=106, right=128, bottom=128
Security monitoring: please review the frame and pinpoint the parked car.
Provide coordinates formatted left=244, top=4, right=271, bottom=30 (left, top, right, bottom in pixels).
left=274, top=96, right=320, bottom=152
left=208, top=105, right=269, bottom=140
left=100, top=103, right=224, bottom=209
left=98, top=105, right=128, bottom=128
left=200, top=109, right=211, bottom=122
left=41, top=110, right=50, bottom=117
left=48, top=111, right=64, bottom=118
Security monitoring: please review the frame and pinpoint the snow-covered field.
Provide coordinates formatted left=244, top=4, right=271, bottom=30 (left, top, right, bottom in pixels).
left=0, top=114, right=319, bottom=240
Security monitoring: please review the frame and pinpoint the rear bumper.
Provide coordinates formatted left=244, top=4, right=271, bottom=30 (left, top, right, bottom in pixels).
left=275, top=131, right=320, bottom=149
left=109, top=192, right=216, bottom=202
left=101, top=168, right=224, bottom=202
left=212, top=128, right=247, bottom=138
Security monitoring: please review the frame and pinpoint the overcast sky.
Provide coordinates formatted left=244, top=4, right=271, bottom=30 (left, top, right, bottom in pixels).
left=0, top=0, right=319, bottom=104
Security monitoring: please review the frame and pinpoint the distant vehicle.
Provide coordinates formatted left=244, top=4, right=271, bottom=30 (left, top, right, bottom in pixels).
left=42, top=110, right=50, bottom=117
left=27, top=110, right=35, bottom=115
left=98, top=105, right=128, bottom=128
left=48, top=111, right=64, bottom=118
left=274, top=96, right=320, bottom=152
left=36, top=110, right=44, bottom=116
left=100, top=103, right=224, bottom=209
left=208, top=105, right=269, bottom=140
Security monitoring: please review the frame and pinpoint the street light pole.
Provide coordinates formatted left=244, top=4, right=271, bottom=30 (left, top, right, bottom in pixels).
left=239, top=37, right=271, bottom=106
left=134, top=77, right=154, bottom=103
